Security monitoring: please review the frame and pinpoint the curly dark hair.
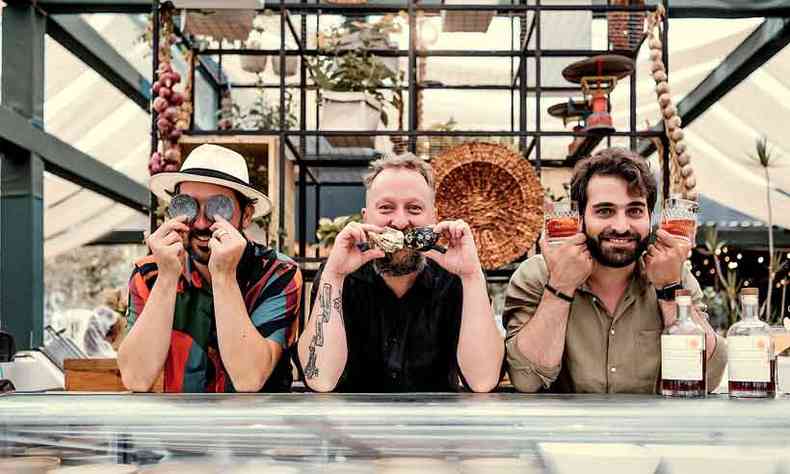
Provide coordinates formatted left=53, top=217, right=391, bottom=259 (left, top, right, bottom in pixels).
left=570, top=147, right=658, bottom=215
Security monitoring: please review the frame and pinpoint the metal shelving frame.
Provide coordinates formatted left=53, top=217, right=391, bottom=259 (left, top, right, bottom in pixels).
left=154, top=1, right=671, bottom=289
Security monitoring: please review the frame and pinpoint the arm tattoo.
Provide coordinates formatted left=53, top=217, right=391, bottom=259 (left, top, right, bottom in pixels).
left=304, top=283, right=333, bottom=379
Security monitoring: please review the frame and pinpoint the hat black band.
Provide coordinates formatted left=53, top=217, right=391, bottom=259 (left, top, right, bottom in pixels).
left=178, top=168, right=252, bottom=188
left=169, top=168, right=260, bottom=203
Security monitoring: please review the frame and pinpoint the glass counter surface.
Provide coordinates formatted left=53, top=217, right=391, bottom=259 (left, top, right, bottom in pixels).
left=1, top=392, right=789, bottom=473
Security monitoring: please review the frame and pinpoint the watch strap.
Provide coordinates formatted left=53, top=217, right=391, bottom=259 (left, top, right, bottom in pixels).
left=546, top=283, right=575, bottom=303
left=656, top=281, right=683, bottom=301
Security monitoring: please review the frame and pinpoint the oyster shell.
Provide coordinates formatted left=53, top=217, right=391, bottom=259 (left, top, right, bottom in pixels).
left=367, top=227, right=404, bottom=253
left=404, top=227, right=440, bottom=251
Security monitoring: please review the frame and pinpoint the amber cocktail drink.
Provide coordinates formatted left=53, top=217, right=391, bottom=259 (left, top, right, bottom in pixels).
left=545, top=200, right=580, bottom=245
left=660, top=197, right=698, bottom=242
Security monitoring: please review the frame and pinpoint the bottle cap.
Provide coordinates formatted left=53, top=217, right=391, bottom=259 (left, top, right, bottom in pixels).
left=675, top=289, right=691, bottom=297
left=741, top=287, right=759, bottom=296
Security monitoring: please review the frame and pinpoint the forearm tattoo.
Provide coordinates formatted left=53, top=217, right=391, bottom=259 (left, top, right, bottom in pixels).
left=304, top=283, right=334, bottom=379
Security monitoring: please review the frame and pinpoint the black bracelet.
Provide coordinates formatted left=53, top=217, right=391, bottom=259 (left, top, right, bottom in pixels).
left=546, top=283, right=575, bottom=303
left=656, top=281, right=683, bottom=301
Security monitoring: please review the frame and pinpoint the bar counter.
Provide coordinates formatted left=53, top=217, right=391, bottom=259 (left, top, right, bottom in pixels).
left=2, top=392, right=790, bottom=473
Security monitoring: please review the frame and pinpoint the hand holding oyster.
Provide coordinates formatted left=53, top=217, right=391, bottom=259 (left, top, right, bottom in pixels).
left=358, top=226, right=446, bottom=254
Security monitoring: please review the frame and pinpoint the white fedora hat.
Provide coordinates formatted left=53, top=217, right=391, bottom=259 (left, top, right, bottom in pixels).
left=150, top=144, right=272, bottom=218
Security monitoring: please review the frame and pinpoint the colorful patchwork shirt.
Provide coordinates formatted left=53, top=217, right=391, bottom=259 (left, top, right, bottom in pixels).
left=125, top=242, right=302, bottom=393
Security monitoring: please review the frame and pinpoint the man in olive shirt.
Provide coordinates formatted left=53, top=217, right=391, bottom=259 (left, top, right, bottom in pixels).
left=504, top=148, right=727, bottom=393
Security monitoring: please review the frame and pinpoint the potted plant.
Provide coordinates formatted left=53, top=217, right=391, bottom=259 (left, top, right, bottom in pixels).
left=241, top=13, right=269, bottom=74
left=318, top=14, right=403, bottom=76
left=240, top=11, right=299, bottom=76
left=223, top=86, right=297, bottom=131
left=316, top=214, right=362, bottom=248
left=309, top=30, right=403, bottom=148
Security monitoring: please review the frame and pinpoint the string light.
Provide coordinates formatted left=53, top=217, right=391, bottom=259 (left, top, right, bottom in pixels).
left=737, top=253, right=743, bottom=260
left=723, top=247, right=729, bottom=254
left=728, top=262, right=738, bottom=270
left=758, top=256, right=765, bottom=264
left=703, top=259, right=709, bottom=266
left=724, top=256, right=730, bottom=262
left=695, top=271, right=701, bottom=277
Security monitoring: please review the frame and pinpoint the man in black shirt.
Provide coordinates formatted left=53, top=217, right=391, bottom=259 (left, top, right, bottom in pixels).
left=297, top=153, right=504, bottom=392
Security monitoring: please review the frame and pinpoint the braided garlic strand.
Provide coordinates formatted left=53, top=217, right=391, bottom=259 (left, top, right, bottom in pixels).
left=646, top=5, right=697, bottom=201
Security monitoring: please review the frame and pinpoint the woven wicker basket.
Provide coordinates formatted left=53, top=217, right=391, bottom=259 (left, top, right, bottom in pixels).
left=433, top=142, right=544, bottom=270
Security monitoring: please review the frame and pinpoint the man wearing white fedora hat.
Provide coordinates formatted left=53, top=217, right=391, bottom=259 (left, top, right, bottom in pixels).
left=118, top=144, right=303, bottom=393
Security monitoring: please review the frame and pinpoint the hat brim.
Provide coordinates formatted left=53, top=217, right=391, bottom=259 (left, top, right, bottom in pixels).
left=150, top=171, right=272, bottom=218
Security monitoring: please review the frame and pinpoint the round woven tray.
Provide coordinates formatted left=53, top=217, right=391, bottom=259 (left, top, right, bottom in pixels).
left=433, top=142, right=544, bottom=270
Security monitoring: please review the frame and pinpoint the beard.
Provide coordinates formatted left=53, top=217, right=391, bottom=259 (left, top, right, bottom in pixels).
left=186, top=227, right=213, bottom=265
left=185, top=222, right=245, bottom=266
left=373, top=248, right=426, bottom=277
left=585, top=226, right=649, bottom=268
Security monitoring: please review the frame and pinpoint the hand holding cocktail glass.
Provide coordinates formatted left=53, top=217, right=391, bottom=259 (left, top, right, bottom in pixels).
left=544, top=200, right=581, bottom=246
left=660, top=197, right=699, bottom=243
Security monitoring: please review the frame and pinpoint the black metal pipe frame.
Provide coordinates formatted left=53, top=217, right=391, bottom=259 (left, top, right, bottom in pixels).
left=299, top=11, right=309, bottom=262
left=518, top=0, right=527, bottom=154
left=534, top=0, right=542, bottom=176
left=256, top=3, right=659, bottom=14
left=279, top=5, right=288, bottom=251
left=33, top=1, right=790, bottom=17
left=149, top=0, right=159, bottom=234
left=408, top=0, right=418, bottom=152
left=169, top=1, right=671, bottom=277
left=509, top=9, right=515, bottom=135
left=228, top=83, right=580, bottom=93
left=299, top=158, right=569, bottom=168
left=171, top=24, right=224, bottom=93
left=188, top=129, right=666, bottom=142
left=198, top=48, right=625, bottom=58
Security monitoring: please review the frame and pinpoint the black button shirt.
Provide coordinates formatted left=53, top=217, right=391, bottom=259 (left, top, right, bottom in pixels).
left=309, top=261, right=465, bottom=392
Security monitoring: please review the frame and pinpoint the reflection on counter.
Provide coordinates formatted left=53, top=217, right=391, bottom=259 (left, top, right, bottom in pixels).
left=3, top=393, right=790, bottom=473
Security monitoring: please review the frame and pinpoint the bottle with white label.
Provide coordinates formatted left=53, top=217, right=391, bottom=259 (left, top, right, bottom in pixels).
left=772, top=324, right=790, bottom=395
left=727, top=287, right=776, bottom=398
left=661, top=289, right=706, bottom=397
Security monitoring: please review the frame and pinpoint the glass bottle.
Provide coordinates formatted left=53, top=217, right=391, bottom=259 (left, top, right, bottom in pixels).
left=727, top=288, right=776, bottom=398
left=661, top=289, right=706, bottom=397
left=773, top=320, right=790, bottom=395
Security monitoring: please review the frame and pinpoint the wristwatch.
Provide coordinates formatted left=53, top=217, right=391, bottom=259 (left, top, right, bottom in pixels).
left=656, top=281, right=683, bottom=301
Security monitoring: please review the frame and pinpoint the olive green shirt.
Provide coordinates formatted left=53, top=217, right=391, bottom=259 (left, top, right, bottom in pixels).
left=503, top=255, right=727, bottom=394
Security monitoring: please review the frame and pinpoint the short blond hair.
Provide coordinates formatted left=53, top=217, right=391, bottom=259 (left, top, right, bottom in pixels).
left=363, top=152, right=435, bottom=193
